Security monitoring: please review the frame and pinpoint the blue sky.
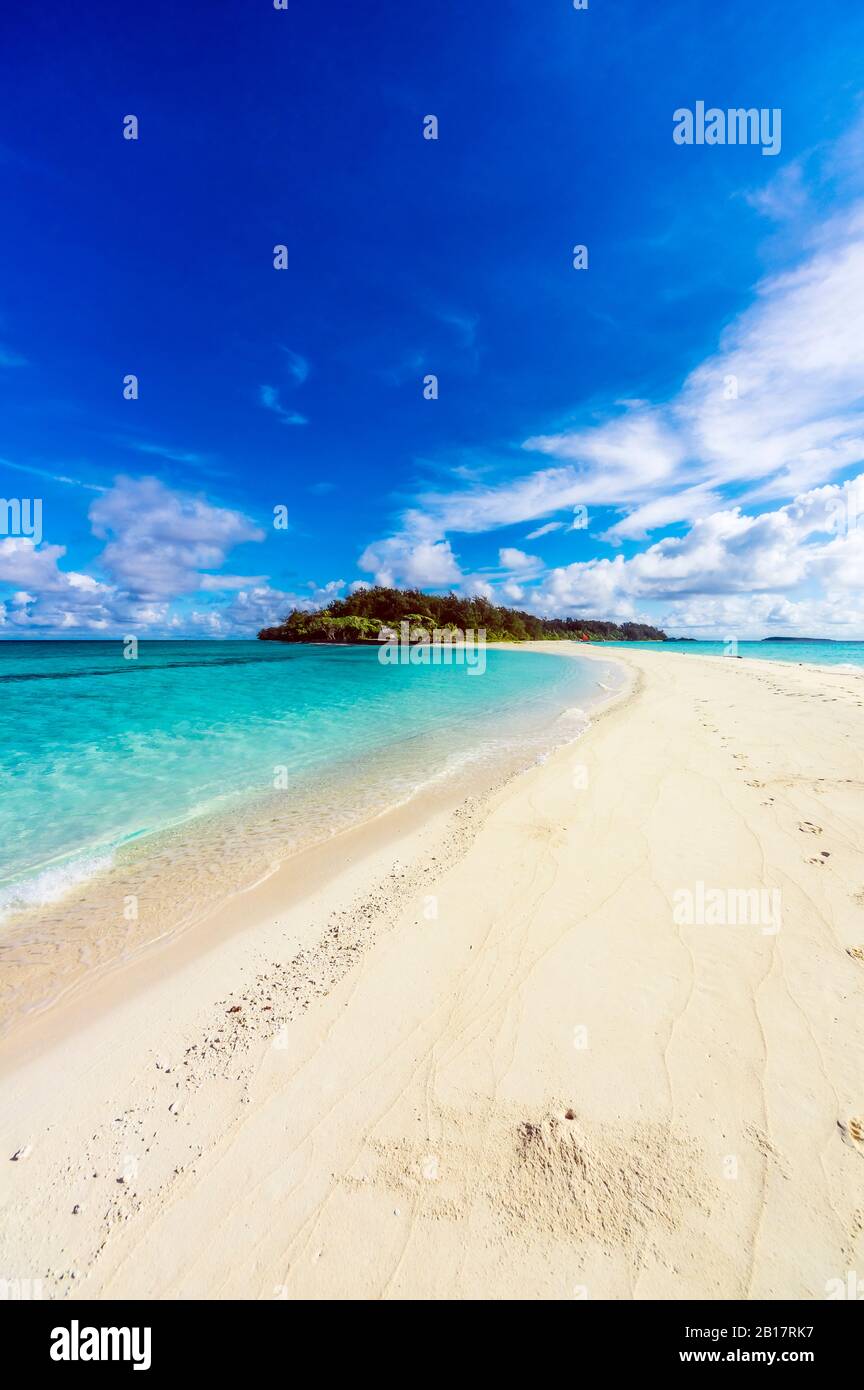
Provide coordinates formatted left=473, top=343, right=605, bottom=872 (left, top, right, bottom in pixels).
left=2, top=0, right=864, bottom=637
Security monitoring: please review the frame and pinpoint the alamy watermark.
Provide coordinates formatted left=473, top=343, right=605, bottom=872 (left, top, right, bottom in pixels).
left=0, top=497, right=42, bottom=545
left=50, top=1321, right=152, bottom=1370
left=825, top=482, right=864, bottom=539
left=673, top=102, right=781, bottom=157
left=825, top=1270, right=863, bottom=1300
left=673, top=881, right=781, bottom=935
left=0, top=1276, right=43, bottom=1300
left=377, top=621, right=487, bottom=675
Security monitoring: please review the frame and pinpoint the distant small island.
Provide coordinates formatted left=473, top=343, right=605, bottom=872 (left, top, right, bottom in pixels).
left=258, top=586, right=667, bottom=645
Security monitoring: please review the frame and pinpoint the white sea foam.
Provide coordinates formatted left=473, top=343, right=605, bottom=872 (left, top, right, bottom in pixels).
left=0, top=850, right=115, bottom=922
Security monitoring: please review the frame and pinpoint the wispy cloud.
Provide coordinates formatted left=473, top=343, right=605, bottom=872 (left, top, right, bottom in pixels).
left=745, top=160, right=810, bottom=222
left=280, top=347, right=309, bottom=385
left=121, top=439, right=206, bottom=466
left=432, top=307, right=480, bottom=371
left=365, top=196, right=864, bottom=548
left=353, top=115, right=864, bottom=635
left=0, top=457, right=106, bottom=492
left=258, top=384, right=307, bottom=425
left=114, top=438, right=232, bottom=481
left=379, top=350, right=427, bottom=387
left=435, top=308, right=478, bottom=353
left=525, top=521, right=565, bottom=540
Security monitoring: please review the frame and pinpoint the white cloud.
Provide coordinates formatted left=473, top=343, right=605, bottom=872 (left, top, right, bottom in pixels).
left=121, top=440, right=205, bottom=465
left=89, top=476, right=263, bottom=600
left=0, top=476, right=268, bottom=633
left=358, top=516, right=463, bottom=589
left=499, top=547, right=540, bottom=571
left=0, top=538, right=75, bottom=590
left=525, top=406, right=686, bottom=502
left=258, top=384, right=307, bottom=425
left=280, top=347, right=309, bottom=384
left=659, top=591, right=864, bottom=641
left=198, top=573, right=267, bottom=591
left=601, top=486, right=723, bottom=543
left=211, top=579, right=346, bottom=634
left=0, top=539, right=149, bottom=631
left=520, top=474, right=864, bottom=635
left=0, top=456, right=106, bottom=492
left=351, top=141, right=864, bottom=639
left=372, top=196, right=864, bottom=553
left=525, top=521, right=565, bottom=540
left=460, top=574, right=494, bottom=600
left=501, top=581, right=525, bottom=601
left=532, top=207, right=864, bottom=520
left=745, top=160, right=809, bottom=222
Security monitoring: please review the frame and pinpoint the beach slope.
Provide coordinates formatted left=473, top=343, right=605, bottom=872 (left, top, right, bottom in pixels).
left=1, top=645, right=862, bottom=1300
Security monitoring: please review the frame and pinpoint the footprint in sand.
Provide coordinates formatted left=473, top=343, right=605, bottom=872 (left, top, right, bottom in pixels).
left=798, top=821, right=823, bottom=835
left=839, top=1117, right=864, bottom=1153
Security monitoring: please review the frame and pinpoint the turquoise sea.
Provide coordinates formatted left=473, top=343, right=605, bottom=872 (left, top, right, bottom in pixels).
left=603, top=639, right=864, bottom=667
left=0, top=640, right=619, bottom=925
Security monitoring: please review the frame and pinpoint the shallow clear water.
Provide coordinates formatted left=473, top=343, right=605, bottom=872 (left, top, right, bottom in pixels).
left=0, top=640, right=616, bottom=919
left=603, top=639, right=864, bottom=668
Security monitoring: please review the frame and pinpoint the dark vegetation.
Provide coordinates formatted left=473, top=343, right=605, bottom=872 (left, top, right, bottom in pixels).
left=258, top=586, right=667, bottom=644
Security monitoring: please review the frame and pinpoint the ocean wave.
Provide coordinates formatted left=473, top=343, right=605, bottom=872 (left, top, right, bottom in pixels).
left=0, top=850, right=116, bottom=922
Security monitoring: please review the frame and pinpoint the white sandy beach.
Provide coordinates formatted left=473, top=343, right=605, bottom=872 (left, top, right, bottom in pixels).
left=1, top=643, right=862, bottom=1301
